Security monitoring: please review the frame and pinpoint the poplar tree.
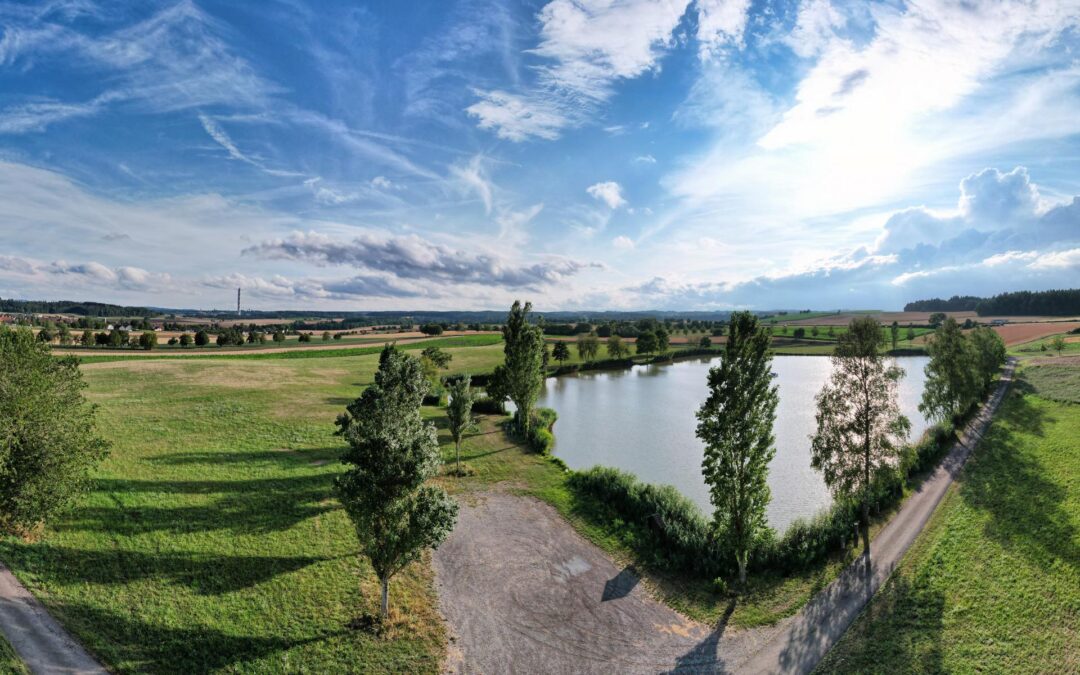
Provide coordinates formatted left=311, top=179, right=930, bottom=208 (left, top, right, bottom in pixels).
left=502, top=301, right=545, bottom=433
left=334, top=346, right=458, bottom=620
left=811, top=317, right=910, bottom=558
left=446, top=376, right=475, bottom=476
left=696, top=311, right=778, bottom=584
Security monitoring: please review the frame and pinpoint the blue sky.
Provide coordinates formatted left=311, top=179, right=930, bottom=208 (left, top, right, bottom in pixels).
left=1, top=0, right=1078, bottom=311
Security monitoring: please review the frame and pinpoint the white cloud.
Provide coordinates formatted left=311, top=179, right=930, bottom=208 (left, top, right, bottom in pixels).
left=612, top=235, right=635, bottom=250
left=1030, top=247, right=1080, bottom=270
left=783, top=0, right=846, bottom=59
left=496, top=203, right=544, bottom=246
left=696, top=0, right=752, bottom=57
left=465, top=90, right=567, bottom=142
left=634, top=154, right=657, bottom=163
left=449, top=155, right=495, bottom=214
left=371, top=176, right=400, bottom=190
left=587, top=181, right=627, bottom=209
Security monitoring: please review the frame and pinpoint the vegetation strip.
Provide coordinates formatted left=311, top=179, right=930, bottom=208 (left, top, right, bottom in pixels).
left=739, top=358, right=1016, bottom=674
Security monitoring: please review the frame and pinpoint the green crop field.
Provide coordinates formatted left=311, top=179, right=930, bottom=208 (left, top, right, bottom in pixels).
left=818, top=373, right=1080, bottom=673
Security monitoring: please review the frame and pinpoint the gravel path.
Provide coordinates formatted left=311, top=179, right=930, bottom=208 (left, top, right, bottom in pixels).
left=0, top=563, right=104, bottom=675
left=433, top=493, right=782, bottom=674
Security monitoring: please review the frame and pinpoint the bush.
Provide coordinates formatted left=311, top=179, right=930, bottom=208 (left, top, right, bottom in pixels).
left=0, top=328, right=109, bottom=535
left=472, top=396, right=506, bottom=415
left=567, top=466, right=721, bottom=576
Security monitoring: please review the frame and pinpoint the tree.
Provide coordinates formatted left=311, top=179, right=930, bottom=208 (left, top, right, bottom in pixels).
left=890, top=321, right=899, bottom=350
left=552, top=341, right=571, bottom=364
left=322, top=331, right=332, bottom=342
left=36, top=328, right=54, bottom=343
left=929, top=312, right=947, bottom=328
left=576, top=331, right=599, bottom=362
left=272, top=330, right=286, bottom=343
left=698, top=335, right=712, bottom=349
left=334, top=346, right=458, bottom=620
left=811, top=326, right=819, bottom=338
left=696, top=311, right=778, bottom=584
left=502, top=301, right=545, bottom=433
left=179, top=333, right=193, bottom=347
left=606, top=334, right=626, bottom=359
left=636, top=331, right=658, bottom=355
left=969, top=327, right=1006, bottom=392
left=80, top=329, right=94, bottom=347
left=194, top=330, right=210, bottom=347
left=421, top=346, right=452, bottom=369
left=138, top=331, right=157, bottom=350
left=334, top=333, right=344, bottom=340
left=57, top=324, right=72, bottom=346
left=793, top=327, right=806, bottom=339
left=655, top=326, right=670, bottom=354
left=446, top=376, right=475, bottom=476
left=298, top=333, right=312, bottom=343
left=1050, top=334, right=1067, bottom=355
left=905, top=326, right=915, bottom=341
left=920, top=318, right=980, bottom=425
left=810, top=317, right=910, bottom=558
left=420, top=323, right=444, bottom=336
left=0, top=327, right=109, bottom=534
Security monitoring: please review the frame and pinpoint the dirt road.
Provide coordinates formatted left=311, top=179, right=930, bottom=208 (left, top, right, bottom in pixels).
left=433, top=493, right=782, bottom=674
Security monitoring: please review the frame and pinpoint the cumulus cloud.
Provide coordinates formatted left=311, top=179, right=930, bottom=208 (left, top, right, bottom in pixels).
left=619, top=165, right=1080, bottom=309
left=242, top=231, right=600, bottom=289
left=612, top=235, right=635, bottom=250
left=203, top=272, right=429, bottom=300
left=696, top=0, right=752, bottom=56
left=587, top=181, right=627, bottom=209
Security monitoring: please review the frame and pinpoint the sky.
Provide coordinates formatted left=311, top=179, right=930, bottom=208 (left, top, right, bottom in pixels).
left=1, top=0, right=1079, bottom=312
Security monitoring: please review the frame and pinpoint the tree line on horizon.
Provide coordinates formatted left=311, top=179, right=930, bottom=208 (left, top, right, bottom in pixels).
left=905, top=288, right=1080, bottom=316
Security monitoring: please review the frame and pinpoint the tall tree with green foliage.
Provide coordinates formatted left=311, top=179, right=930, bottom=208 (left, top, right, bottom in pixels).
left=606, top=334, right=626, bottom=359
left=636, top=331, right=658, bottom=355
left=920, top=317, right=980, bottom=425
left=0, top=327, right=109, bottom=535
left=334, top=346, right=458, bottom=620
left=502, top=301, right=545, bottom=433
left=696, top=311, right=778, bottom=584
left=656, top=326, right=670, bottom=353
left=811, top=317, right=911, bottom=558
left=445, top=376, right=475, bottom=476
left=576, top=331, right=600, bottom=362
left=551, top=341, right=571, bottom=364
left=890, top=321, right=899, bottom=350
left=969, top=327, right=1006, bottom=392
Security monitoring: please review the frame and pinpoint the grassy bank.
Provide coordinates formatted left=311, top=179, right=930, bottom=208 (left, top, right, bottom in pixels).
left=0, top=635, right=27, bottom=675
left=819, top=380, right=1079, bottom=673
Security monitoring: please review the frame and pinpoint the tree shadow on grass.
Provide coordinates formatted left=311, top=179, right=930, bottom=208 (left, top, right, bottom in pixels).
left=52, top=601, right=348, bottom=674
left=665, top=597, right=737, bottom=673
left=0, top=543, right=334, bottom=595
left=958, top=390, right=1078, bottom=571
left=816, top=572, right=945, bottom=674
left=63, top=473, right=337, bottom=536
left=148, top=447, right=342, bottom=467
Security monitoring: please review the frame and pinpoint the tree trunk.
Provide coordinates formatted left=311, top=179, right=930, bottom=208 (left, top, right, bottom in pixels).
left=861, top=498, right=870, bottom=559
left=380, top=577, right=389, bottom=620
left=737, top=554, right=747, bottom=586
left=455, top=439, right=461, bottom=475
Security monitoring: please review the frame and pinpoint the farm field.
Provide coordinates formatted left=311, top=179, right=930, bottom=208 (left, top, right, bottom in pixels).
left=818, top=368, right=1080, bottom=673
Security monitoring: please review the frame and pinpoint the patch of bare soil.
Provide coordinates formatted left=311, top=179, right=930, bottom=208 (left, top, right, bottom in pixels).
left=433, top=492, right=780, bottom=674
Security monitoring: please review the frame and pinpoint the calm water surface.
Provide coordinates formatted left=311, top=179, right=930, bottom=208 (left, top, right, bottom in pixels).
left=537, top=355, right=930, bottom=531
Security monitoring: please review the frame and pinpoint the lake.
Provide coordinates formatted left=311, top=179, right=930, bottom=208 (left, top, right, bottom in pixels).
left=538, top=355, right=931, bottom=531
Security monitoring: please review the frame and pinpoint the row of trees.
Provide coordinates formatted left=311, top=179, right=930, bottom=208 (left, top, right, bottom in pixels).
left=906, top=288, right=1080, bottom=316
left=695, top=313, right=1007, bottom=584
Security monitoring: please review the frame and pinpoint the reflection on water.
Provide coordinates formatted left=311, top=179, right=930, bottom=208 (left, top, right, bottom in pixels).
left=537, top=356, right=930, bottom=531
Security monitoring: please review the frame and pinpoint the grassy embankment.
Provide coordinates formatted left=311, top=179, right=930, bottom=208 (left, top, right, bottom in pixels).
left=819, top=365, right=1079, bottom=673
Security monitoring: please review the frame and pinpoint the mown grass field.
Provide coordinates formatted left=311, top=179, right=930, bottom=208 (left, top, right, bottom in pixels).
left=818, top=371, right=1080, bottom=674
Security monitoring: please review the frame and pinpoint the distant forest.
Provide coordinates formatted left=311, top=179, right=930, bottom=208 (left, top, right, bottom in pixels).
left=905, top=289, right=1080, bottom=316
left=0, top=298, right=154, bottom=317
